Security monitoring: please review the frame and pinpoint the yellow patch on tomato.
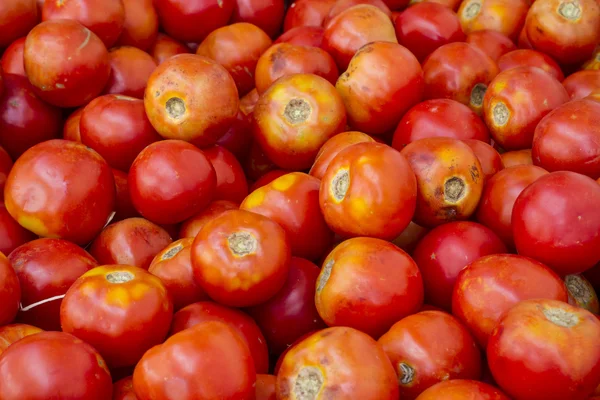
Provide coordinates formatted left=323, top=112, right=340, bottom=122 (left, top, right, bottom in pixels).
left=17, top=214, right=51, bottom=237
left=271, top=173, right=297, bottom=192
left=106, top=287, right=130, bottom=308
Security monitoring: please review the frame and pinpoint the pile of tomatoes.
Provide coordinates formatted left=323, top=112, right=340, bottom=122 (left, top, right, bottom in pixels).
left=0, top=0, right=599, bottom=398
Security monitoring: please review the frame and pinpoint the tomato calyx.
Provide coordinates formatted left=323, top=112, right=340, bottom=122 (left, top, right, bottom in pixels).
left=228, top=232, right=258, bottom=256
left=294, top=366, right=324, bottom=400
left=398, top=362, right=416, bottom=385
left=541, top=306, right=580, bottom=328
left=284, top=98, right=312, bottom=124
left=317, top=259, right=334, bottom=292
left=106, top=271, right=134, bottom=284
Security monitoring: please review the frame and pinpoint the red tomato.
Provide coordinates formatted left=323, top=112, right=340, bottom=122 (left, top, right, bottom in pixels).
left=256, top=374, right=277, bottom=400
left=412, top=221, right=507, bottom=310
left=0, top=146, right=12, bottom=202
left=415, top=379, right=510, bottom=400
left=133, top=320, right=256, bottom=400
left=500, top=149, right=533, bottom=167
left=310, top=131, right=375, bottom=180
left=0, top=37, right=26, bottom=76
left=276, top=327, right=399, bottom=400
left=112, top=169, right=140, bottom=222
left=497, top=49, right=564, bottom=80
left=275, top=26, right=325, bottom=47
left=488, top=299, right=600, bottom=400
left=231, top=0, right=285, bottom=39
left=249, top=169, right=293, bottom=192
left=0, top=0, right=38, bottom=49
left=103, top=47, right=157, bottom=99
left=178, top=200, right=239, bottom=239
left=113, top=376, right=137, bottom=400
left=170, top=301, right=269, bottom=374
left=458, top=0, right=529, bottom=40
left=562, top=70, right=600, bottom=100
left=324, top=0, right=392, bottom=25
left=203, top=145, right=249, bottom=204
left=465, top=30, right=516, bottom=62
left=512, top=171, right=600, bottom=275
left=463, top=139, right=504, bottom=183
left=379, top=311, right=482, bottom=398
left=148, top=33, right=191, bottom=65
left=115, top=0, right=159, bottom=51
left=0, top=204, right=36, bottom=256
left=61, top=265, right=173, bottom=368
left=283, top=0, right=336, bottom=32
left=128, top=140, right=217, bottom=224
left=0, top=253, right=20, bottom=326
left=62, top=108, right=83, bottom=142
left=566, top=274, right=600, bottom=315
left=0, top=331, right=113, bottom=399
left=0, top=324, right=42, bottom=355
left=89, top=218, right=173, bottom=270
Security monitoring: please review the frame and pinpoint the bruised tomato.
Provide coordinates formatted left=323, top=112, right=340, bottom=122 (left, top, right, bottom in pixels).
left=203, top=145, right=249, bottom=204
left=230, top=0, right=286, bottom=39
left=0, top=253, right=20, bottom=326
left=116, top=0, right=159, bottom=51
left=465, top=30, right=516, bottom=62
left=497, top=49, right=564, bottom=80
left=310, top=131, right=375, bottom=179
left=149, top=33, right=191, bottom=65
left=0, top=324, right=42, bottom=355
left=0, top=0, right=38, bottom=49
left=103, top=47, right=157, bottom=99
left=415, top=379, right=510, bottom=400
left=0, top=37, right=26, bottom=76
left=458, top=0, right=529, bottom=40
left=463, top=139, right=504, bottom=183
left=562, top=70, right=600, bottom=100
left=178, top=200, right=238, bottom=239
left=60, top=265, right=173, bottom=368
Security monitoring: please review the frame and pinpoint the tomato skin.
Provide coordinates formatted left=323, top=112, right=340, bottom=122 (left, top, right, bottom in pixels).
left=277, top=327, right=399, bottom=400
left=255, top=374, right=276, bottom=400
left=275, top=26, right=325, bottom=47
left=476, top=165, right=549, bottom=248
left=283, top=0, right=336, bottom=32
left=203, top=145, right=249, bottom=204
left=0, top=324, right=42, bottom=355
left=500, top=149, right=532, bottom=167
left=0, top=331, right=113, bottom=400
left=413, top=221, right=507, bottom=310
left=458, top=0, right=528, bottom=40
left=112, top=169, right=140, bottom=222
left=170, top=301, right=269, bottom=374
left=0, top=253, right=20, bottom=326
left=337, top=41, right=424, bottom=135
left=497, top=49, right=564, bottom=80
left=465, top=30, right=516, bottom=62
left=463, top=139, right=504, bottom=183
left=178, top=200, right=239, bottom=239
left=61, top=265, right=173, bottom=368
left=0, top=0, right=38, bottom=49
left=525, top=0, right=600, bottom=66
left=133, top=320, right=256, bottom=400
left=488, top=299, right=600, bottom=400
left=415, top=379, right=511, bottom=400
left=113, top=376, right=137, bottom=400
left=391, top=221, right=429, bottom=255
left=103, top=47, right=157, bottom=99
left=149, top=33, right=191, bottom=65
left=249, top=169, right=293, bottom=192
left=483, top=66, right=569, bottom=150
left=0, top=204, right=36, bottom=258
left=0, top=37, right=27, bottom=76
left=562, top=70, right=600, bottom=100
left=115, top=0, right=159, bottom=51
left=310, top=131, right=375, bottom=180
left=379, top=311, right=482, bottom=399
left=63, top=108, right=84, bottom=142
left=512, top=171, right=600, bottom=275
left=582, top=47, right=600, bottom=70
left=191, top=209, right=291, bottom=307
left=24, top=20, right=111, bottom=108
left=244, top=141, right=278, bottom=181
left=0, top=147, right=12, bottom=202
left=231, top=0, right=285, bottom=39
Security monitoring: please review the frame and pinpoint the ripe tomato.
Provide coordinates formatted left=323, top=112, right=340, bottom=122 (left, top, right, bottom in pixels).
left=500, top=149, right=533, bottom=167
left=415, top=379, right=510, bottom=400
left=103, top=47, right=157, bottom=99
left=310, top=131, right=375, bottom=180
left=463, top=139, right=504, bottom=182
left=497, top=49, right=564, bottom=80
left=378, top=311, right=482, bottom=398
left=113, top=376, right=137, bottom=400
left=319, top=142, right=417, bottom=239
left=170, top=301, right=269, bottom=374
left=148, top=33, right=191, bottom=65
left=562, top=70, right=600, bottom=100
left=337, top=41, right=424, bottom=135
left=144, top=54, right=239, bottom=146
left=277, top=327, right=399, bottom=400
left=283, top=0, right=336, bottom=32
left=62, top=108, right=84, bottom=142
left=0, top=331, right=113, bottom=400
left=89, top=218, right=172, bottom=270
left=244, top=141, right=278, bottom=181
left=465, top=30, right=516, bottom=62
left=488, top=299, right=600, bottom=400
left=178, top=200, right=238, bottom=239
left=116, top=0, right=159, bottom=51
left=583, top=47, right=600, bottom=70
left=133, top=320, right=256, bottom=400
left=231, top=0, right=286, bottom=39
left=458, top=0, right=528, bottom=40
left=391, top=221, right=430, bottom=254
left=274, top=26, right=325, bottom=47
left=566, top=274, right=600, bottom=314
left=256, top=374, right=277, bottom=400
left=0, top=147, right=12, bottom=202
left=0, top=37, right=26, bottom=76
left=250, top=169, right=294, bottom=192
left=324, top=0, right=392, bottom=25
left=24, top=20, right=111, bottom=108
left=0, top=324, right=42, bottom=355
left=0, top=1, right=37, bottom=48
left=203, top=145, right=249, bottom=204
left=111, top=169, right=140, bottom=222
left=0, top=253, right=20, bottom=326
left=191, top=209, right=290, bottom=307
left=0, top=204, right=36, bottom=256
left=61, top=264, right=173, bottom=368
left=413, top=221, right=507, bottom=310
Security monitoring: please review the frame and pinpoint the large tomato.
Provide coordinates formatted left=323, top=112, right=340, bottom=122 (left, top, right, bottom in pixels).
left=116, top=0, right=159, bottom=51
left=149, top=33, right=191, bottom=65
left=458, top=0, right=528, bottom=40
left=497, top=49, right=564, bottom=80
left=415, top=379, right=510, bottom=399
left=0, top=252, right=20, bottom=326
left=465, top=30, right=516, bottom=62
left=230, top=0, right=286, bottom=39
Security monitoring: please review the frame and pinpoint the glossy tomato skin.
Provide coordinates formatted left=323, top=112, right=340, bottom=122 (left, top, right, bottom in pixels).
left=128, top=140, right=217, bottom=224
left=274, top=26, right=325, bottom=47
left=0, top=331, right=113, bottom=400
left=525, top=0, right=600, bottom=66
left=0, top=204, right=36, bottom=256
left=562, top=70, right=600, bottom=100
left=103, top=47, right=157, bottom=99
left=115, top=0, right=159, bottom=51
left=0, top=253, right=20, bottom=326
left=0, top=73, right=62, bottom=160
left=149, top=33, right=191, bottom=65
left=80, top=95, right=161, bottom=172
left=144, top=54, right=239, bottom=147
left=324, top=0, right=392, bottom=25
left=113, top=376, right=137, bottom=400
left=319, top=142, right=417, bottom=239
left=310, top=131, right=375, bottom=180
left=60, top=265, right=173, bottom=368
left=500, top=149, right=532, bottom=167
left=532, top=99, right=600, bottom=179
left=178, top=200, right=238, bottom=239
left=0, top=37, right=27, bottom=76
left=249, top=169, right=293, bottom=192
left=191, top=209, right=291, bottom=307
left=379, top=311, right=482, bottom=399
left=316, top=237, right=424, bottom=338
left=24, top=20, right=111, bottom=108
left=483, top=66, right=569, bottom=150
left=248, top=257, right=326, bottom=355
left=0, top=147, right=12, bottom=202
left=170, top=301, right=269, bottom=374
left=392, top=99, right=490, bottom=150
left=133, top=320, right=256, bottom=400
left=415, top=379, right=511, bottom=400
left=0, top=324, right=42, bottom=355
left=458, top=0, right=528, bottom=40
left=512, top=171, right=600, bottom=275
left=63, top=108, right=84, bottom=142
left=203, top=145, right=249, bottom=204
left=277, top=327, right=399, bottom=400
left=283, top=0, right=336, bottom=32
left=465, top=30, right=516, bottom=62
left=488, top=299, right=600, bottom=400
left=89, top=218, right=172, bottom=270
left=240, top=172, right=332, bottom=261
left=231, top=0, right=285, bottom=39
left=0, top=0, right=38, bottom=49
left=476, top=165, right=549, bottom=247
left=337, top=41, right=424, bottom=135
left=422, top=42, right=499, bottom=115
left=413, top=221, right=507, bottom=310
left=497, top=49, right=564, bottom=80
left=463, top=139, right=504, bottom=183
left=4, top=140, right=116, bottom=246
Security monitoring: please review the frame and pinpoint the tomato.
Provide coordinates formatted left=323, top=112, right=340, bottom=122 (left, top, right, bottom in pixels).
left=310, top=131, right=375, bottom=180
left=458, top=0, right=529, bottom=40
left=0, top=37, right=26, bottom=76
left=497, top=49, right=564, bottom=81
left=133, top=320, right=256, bottom=400
left=395, top=2, right=465, bottom=63
left=216, top=110, right=253, bottom=163
left=566, top=274, right=600, bottom=314
left=254, top=42, right=339, bottom=95
left=512, top=171, right=600, bottom=275
left=203, top=145, right=249, bottom=204
left=322, top=5, right=398, bottom=71
left=112, top=169, right=140, bottom=222
left=144, top=54, right=239, bottom=147
left=231, top=0, right=285, bottom=39
left=5, top=140, right=115, bottom=245
left=532, top=99, right=600, bottom=179
left=244, top=141, right=278, bottom=181
left=500, top=149, right=533, bottom=167
left=0, top=0, right=38, bottom=49
left=103, top=47, right=157, bottom=99
left=413, top=221, right=507, bottom=310
left=0, top=204, right=36, bottom=256
left=128, top=140, right=217, bottom=224
left=0, top=331, right=113, bottom=400
left=422, top=42, right=499, bottom=115
left=113, top=376, right=137, bottom=400
left=476, top=165, right=549, bottom=248
left=525, top=0, right=600, bottom=66
left=0, top=73, right=62, bottom=160
left=465, top=30, right=516, bottom=62
left=115, top=0, right=159, bottom=51
left=415, top=379, right=510, bottom=400
left=324, top=0, right=392, bottom=25
left=391, top=221, right=429, bottom=254
left=256, top=374, right=277, bottom=400
left=274, top=26, right=325, bottom=47
left=379, top=311, right=482, bottom=398
left=0, top=324, right=42, bottom=355
left=191, top=209, right=290, bottom=307
left=488, top=299, right=600, bottom=400
left=0, top=147, right=12, bottom=202
left=253, top=73, right=346, bottom=170
left=583, top=47, right=600, bottom=70
left=178, top=200, right=238, bottom=239
left=89, top=218, right=172, bottom=270
left=24, top=20, right=111, bottom=108
left=170, top=301, right=269, bottom=374
left=61, top=265, right=173, bottom=368
left=483, top=66, right=569, bottom=150
left=562, top=70, right=600, bottom=100
left=0, top=253, right=20, bottom=326
left=463, top=139, right=504, bottom=183
left=249, top=169, right=293, bottom=192
left=277, top=327, right=399, bottom=400
left=517, top=26, right=533, bottom=49
left=63, top=108, right=84, bottom=142
left=319, top=142, right=417, bottom=239
left=148, top=33, right=191, bottom=65
left=283, top=0, right=336, bottom=32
